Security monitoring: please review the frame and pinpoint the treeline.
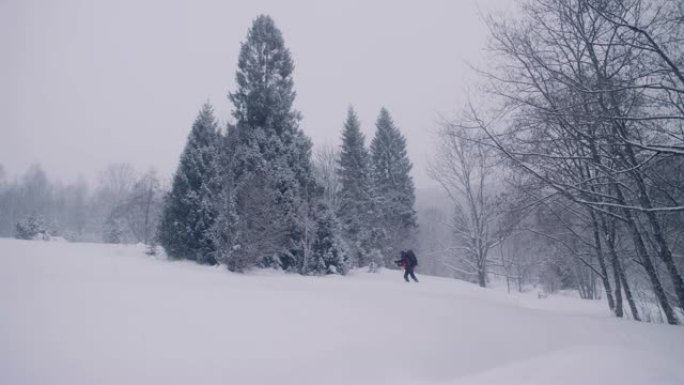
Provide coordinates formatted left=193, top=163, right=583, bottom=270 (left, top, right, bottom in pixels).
left=0, top=163, right=164, bottom=245
left=157, top=16, right=418, bottom=274
left=430, top=0, right=684, bottom=323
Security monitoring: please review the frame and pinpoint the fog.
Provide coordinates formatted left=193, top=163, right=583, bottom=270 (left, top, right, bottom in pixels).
left=1, top=0, right=509, bottom=187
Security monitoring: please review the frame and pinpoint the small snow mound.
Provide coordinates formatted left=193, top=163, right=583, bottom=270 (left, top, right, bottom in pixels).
left=27, top=233, right=67, bottom=242
left=46, top=236, right=68, bottom=242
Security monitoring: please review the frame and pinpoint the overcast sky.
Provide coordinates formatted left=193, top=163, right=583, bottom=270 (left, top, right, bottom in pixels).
left=1, top=0, right=511, bottom=188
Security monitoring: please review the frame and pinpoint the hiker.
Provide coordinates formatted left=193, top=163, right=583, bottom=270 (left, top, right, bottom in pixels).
left=395, top=250, right=419, bottom=282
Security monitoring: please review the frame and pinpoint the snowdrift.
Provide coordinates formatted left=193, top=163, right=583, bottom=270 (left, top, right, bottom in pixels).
left=1, top=238, right=682, bottom=385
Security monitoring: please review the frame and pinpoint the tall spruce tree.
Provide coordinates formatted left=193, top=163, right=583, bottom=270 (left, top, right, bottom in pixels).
left=306, top=202, right=349, bottom=275
left=224, top=15, right=321, bottom=272
left=158, top=103, right=220, bottom=264
left=337, top=107, right=376, bottom=267
left=370, top=108, right=418, bottom=265
left=208, top=125, right=241, bottom=270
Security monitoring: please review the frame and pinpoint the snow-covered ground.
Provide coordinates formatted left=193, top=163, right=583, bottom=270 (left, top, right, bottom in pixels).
left=1, top=238, right=682, bottom=385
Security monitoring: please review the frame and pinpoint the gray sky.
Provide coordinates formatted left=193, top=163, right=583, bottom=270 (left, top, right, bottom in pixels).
left=1, top=0, right=509, bottom=188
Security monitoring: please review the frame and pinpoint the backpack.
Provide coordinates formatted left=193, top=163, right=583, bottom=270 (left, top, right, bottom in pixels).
left=407, top=250, right=418, bottom=267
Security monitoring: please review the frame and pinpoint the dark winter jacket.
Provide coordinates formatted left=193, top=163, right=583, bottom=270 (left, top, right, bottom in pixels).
left=395, top=250, right=418, bottom=270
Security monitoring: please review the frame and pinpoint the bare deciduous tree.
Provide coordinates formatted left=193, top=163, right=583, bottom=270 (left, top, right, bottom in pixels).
left=429, top=124, right=503, bottom=287
left=455, top=0, right=683, bottom=323
left=313, top=144, right=341, bottom=213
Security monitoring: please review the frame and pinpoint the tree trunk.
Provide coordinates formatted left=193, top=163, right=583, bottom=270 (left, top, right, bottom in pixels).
left=599, top=214, right=624, bottom=318
left=601, top=209, right=640, bottom=320
left=642, top=207, right=684, bottom=312
left=620, top=140, right=684, bottom=312
left=477, top=267, right=487, bottom=288
left=615, top=186, right=677, bottom=324
left=589, top=209, right=615, bottom=310
left=618, top=261, right=640, bottom=322
left=611, top=258, right=624, bottom=318
left=500, top=246, right=511, bottom=294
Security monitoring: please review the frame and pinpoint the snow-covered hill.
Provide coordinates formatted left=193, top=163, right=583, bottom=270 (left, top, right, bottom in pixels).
left=1, top=238, right=682, bottom=385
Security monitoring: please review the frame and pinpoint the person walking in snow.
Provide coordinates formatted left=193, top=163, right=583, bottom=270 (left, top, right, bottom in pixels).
left=395, top=250, right=419, bottom=282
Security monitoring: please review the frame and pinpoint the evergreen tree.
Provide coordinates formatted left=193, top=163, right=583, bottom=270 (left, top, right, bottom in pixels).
left=307, top=202, right=349, bottom=275
left=158, top=103, right=220, bottom=264
left=337, top=107, right=376, bottom=267
left=370, top=108, right=418, bottom=265
left=225, top=15, right=320, bottom=272
left=14, top=212, right=48, bottom=240
left=209, top=125, right=241, bottom=269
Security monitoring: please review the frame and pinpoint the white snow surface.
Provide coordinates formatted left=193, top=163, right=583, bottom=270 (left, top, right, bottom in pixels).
left=1, top=238, right=682, bottom=385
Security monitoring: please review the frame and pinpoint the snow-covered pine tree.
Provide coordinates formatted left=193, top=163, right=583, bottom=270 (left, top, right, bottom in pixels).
left=226, top=15, right=321, bottom=273
left=209, top=126, right=243, bottom=270
left=307, top=202, right=349, bottom=275
left=158, top=103, right=220, bottom=264
left=336, top=107, right=377, bottom=267
left=370, top=108, right=418, bottom=266
left=14, top=212, right=49, bottom=240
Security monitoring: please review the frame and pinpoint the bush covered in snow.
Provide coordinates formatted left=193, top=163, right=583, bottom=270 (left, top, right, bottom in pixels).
left=14, top=213, right=50, bottom=240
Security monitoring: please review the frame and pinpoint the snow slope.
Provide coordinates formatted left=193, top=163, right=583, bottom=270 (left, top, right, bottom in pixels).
left=1, top=238, right=682, bottom=385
